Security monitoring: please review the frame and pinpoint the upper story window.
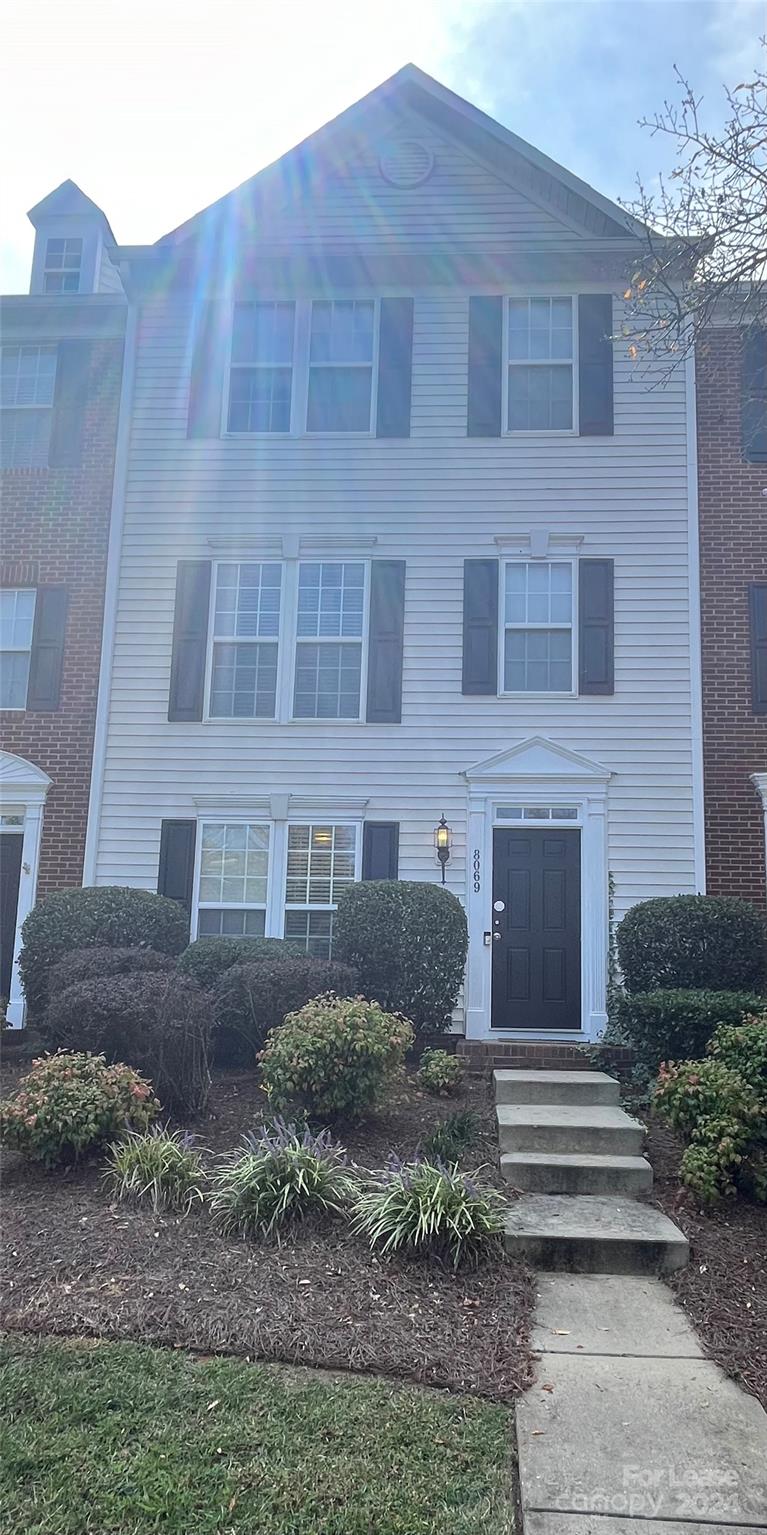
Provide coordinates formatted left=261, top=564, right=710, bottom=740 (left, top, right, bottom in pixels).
left=293, top=561, right=366, bottom=718
left=228, top=302, right=295, bottom=434
left=0, top=588, right=36, bottom=709
left=503, top=561, right=574, bottom=693
left=307, top=300, right=376, bottom=432
left=209, top=561, right=282, bottom=719
left=0, top=345, right=57, bottom=467
left=43, top=237, right=83, bottom=294
left=507, top=297, right=575, bottom=431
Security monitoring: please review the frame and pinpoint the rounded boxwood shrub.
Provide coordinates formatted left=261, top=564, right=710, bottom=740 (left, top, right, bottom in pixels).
left=0, top=1051, right=159, bottom=1168
left=19, top=886, right=189, bottom=1023
left=47, top=973, right=213, bottom=1115
left=212, top=954, right=359, bottom=1066
left=616, top=895, right=767, bottom=994
left=49, top=946, right=177, bottom=1004
left=610, top=989, right=765, bottom=1071
left=260, top=994, right=414, bottom=1118
left=333, top=881, right=468, bottom=1037
left=176, top=935, right=303, bottom=991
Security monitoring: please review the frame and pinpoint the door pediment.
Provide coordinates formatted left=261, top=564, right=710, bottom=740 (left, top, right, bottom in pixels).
left=464, top=736, right=611, bottom=783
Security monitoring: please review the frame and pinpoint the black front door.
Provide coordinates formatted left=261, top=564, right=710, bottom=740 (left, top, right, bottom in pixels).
left=0, top=834, right=23, bottom=1003
left=491, top=828, right=581, bottom=1031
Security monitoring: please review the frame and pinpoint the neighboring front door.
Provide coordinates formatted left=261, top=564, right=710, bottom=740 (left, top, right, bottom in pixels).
left=0, top=833, right=23, bottom=1003
left=491, top=827, right=581, bottom=1030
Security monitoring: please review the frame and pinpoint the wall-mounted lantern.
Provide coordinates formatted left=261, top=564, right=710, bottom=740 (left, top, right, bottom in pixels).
left=434, top=813, right=451, bottom=884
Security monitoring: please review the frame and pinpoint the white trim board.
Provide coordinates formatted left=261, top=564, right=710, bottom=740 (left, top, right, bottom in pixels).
left=0, top=751, right=51, bottom=1027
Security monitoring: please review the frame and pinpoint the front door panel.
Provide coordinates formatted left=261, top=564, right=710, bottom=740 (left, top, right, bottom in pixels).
left=491, top=827, right=581, bottom=1030
left=0, top=833, right=23, bottom=1002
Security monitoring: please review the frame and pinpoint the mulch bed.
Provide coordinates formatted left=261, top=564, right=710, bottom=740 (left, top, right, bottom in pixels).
left=0, top=1065, right=535, bottom=1403
left=645, top=1114, right=767, bottom=1408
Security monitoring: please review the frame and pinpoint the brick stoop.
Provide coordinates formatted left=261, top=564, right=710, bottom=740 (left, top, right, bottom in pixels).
left=456, top=1039, right=635, bottom=1075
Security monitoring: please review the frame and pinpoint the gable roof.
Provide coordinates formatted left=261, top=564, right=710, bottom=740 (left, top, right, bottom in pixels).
left=157, top=63, right=641, bottom=249
left=27, top=179, right=116, bottom=242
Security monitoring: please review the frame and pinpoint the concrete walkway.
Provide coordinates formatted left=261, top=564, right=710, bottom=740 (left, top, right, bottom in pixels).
left=516, top=1274, right=767, bottom=1534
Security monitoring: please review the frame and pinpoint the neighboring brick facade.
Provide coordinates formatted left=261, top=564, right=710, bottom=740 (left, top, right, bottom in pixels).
left=1, top=332, right=124, bottom=897
left=697, top=326, right=767, bottom=905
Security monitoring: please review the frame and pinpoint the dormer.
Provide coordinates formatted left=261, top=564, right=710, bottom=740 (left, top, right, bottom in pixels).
left=27, top=180, right=120, bottom=296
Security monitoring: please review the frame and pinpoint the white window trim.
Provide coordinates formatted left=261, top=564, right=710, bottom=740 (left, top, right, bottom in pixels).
left=502, top=294, right=579, bottom=437
left=222, top=297, right=380, bottom=439
left=0, top=587, right=36, bottom=712
left=204, top=557, right=371, bottom=725
left=499, top=557, right=578, bottom=699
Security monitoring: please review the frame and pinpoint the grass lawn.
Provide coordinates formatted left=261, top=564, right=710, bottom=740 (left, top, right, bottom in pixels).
left=0, top=1335, right=514, bottom=1535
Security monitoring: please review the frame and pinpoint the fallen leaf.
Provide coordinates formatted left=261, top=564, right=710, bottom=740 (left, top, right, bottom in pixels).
left=206, top=1400, right=220, bottom=1413
left=541, top=1383, right=555, bottom=1393
left=552, top=1329, right=570, bottom=1336
left=531, top=1430, right=546, bottom=1436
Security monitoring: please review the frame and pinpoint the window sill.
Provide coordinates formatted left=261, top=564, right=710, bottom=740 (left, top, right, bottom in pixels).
left=497, top=691, right=578, bottom=701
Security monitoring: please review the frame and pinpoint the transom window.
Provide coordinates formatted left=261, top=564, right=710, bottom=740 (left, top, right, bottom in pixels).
left=507, top=297, right=574, bottom=431
left=284, top=823, right=358, bottom=957
left=0, top=588, right=36, bottom=709
left=497, top=805, right=578, bottom=821
left=228, top=302, right=295, bottom=433
left=196, top=821, right=270, bottom=937
left=43, top=238, right=83, bottom=294
left=0, top=345, right=57, bottom=467
left=293, top=562, right=366, bottom=719
left=209, top=562, right=282, bottom=718
left=307, top=300, right=375, bottom=432
left=503, top=561, right=574, bottom=693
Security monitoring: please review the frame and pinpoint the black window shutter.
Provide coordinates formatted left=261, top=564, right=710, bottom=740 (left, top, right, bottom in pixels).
left=27, top=586, right=68, bottom=710
left=462, top=559, right=498, bottom=694
left=187, top=302, right=227, bottom=438
left=579, top=559, right=614, bottom=695
left=376, top=298, right=414, bottom=438
left=362, top=823, right=399, bottom=880
left=48, top=340, right=91, bottom=467
left=741, top=331, right=767, bottom=463
left=157, top=820, right=196, bottom=919
left=578, top=295, right=614, bottom=436
left=749, top=583, right=767, bottom=714
left=366, top=560, right=406, bottom=724
left=168, top=561, right=211, bottom=721
left=467, top=296, right=502, bottom=436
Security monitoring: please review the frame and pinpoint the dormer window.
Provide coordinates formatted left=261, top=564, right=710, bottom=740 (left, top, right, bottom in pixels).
left=43, top=238, right=83, bottom=294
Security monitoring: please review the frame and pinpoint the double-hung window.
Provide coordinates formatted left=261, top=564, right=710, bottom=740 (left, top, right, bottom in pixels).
left=196, top=821, right=271, bottom=936
left=507, top=297, right=575, bottom=431
left=208, top=562, right=282, bottom=718
left=293, top=561, right=366, bottom=719
left=0, top=345, right=57, bottom=467
left=307, top=300, right=375, bottom=432
left=228, top=301, right=295, bottom=433
left=43, top=238, right=83, bottom=294
left=503, top=561, right=574, bottom=693
left=0, top=588, right=36, bottom=709
left=284, top=823, right=358, bottom=957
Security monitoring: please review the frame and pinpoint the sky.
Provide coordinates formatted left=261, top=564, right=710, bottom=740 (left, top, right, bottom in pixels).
left=0, top=0, right=763, bottom=292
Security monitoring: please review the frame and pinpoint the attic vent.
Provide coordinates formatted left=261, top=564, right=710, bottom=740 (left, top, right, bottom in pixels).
left=379, top=140, right=434, bottom=188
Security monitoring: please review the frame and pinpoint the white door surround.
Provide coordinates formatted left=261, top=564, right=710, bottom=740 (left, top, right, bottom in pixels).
left=463, top=736, right=611, bottom=1042
left=0, top=751, right=51, bottom=1027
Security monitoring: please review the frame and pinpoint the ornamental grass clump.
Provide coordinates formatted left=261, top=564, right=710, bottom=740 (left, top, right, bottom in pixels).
left=209, top=1118, right=357, bottom=1239
left=260, top=994, right=413, bottom=1118
left=352, top=1158, right=506, bottom=1269
left=0, top=1052, right=159, bottom=1169
left=416, top=1048, right=465, bottom=1097
left=420, top=1109, right=480, bottom=1165
left=104, top=1125, right=207, bottom=1215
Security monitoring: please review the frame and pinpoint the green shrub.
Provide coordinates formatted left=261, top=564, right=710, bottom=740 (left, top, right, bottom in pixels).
left=654, top=1058, right=766, bottom=1203
left=416, top=1048, right=465, bottom=1096
left=209, top=1119, right=356, bottom=1239
left=334, top=881, right=468, bottom=1037
left=176, top=936, right=302, bottom=991
left=104, top=1125, right=207, bottom=1214
left=47, top=973, right=213, bottom=1115
left=212, top=955, right=358, bottom=1067
left=708, top=1013, right=767, bottom=1094
left=616, top=895, right=767, bottom=994
left=0, top=1052, right=159, bottom=1168
left=610, top=989, right=764, bottom=1071
left=352, top=1159, right=506, bottom=1268
left=260, top=994, right=413, bottom=1119
left=49, top=946, right=177, bottom=1003
left=19, top=887, right=189, bottom=1022
left=421, top=1110, right=480, bottom=1164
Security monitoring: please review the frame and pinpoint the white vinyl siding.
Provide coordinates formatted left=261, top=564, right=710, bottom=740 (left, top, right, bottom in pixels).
left=0, top=345, right=57, bottom=467
left=0, top=588, right=36, bottom=709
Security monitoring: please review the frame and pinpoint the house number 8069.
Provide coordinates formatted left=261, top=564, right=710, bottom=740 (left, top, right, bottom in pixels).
left=473, top=850, right=481, bottom=893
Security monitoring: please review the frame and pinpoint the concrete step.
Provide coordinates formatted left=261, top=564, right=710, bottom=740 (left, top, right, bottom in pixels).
left=496, top=1103, right=645, bottom=1157
left=494, top=1068, right=619, bottom=1107
left=500, top=1150, right=653, bottom=1196
left=503, top=1194, right=689, bottom=1275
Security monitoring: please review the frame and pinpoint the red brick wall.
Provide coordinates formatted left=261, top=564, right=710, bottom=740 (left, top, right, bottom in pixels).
left=697, top=327, right=767, bottom=905
left=0, top=337, right=123, bottom=896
